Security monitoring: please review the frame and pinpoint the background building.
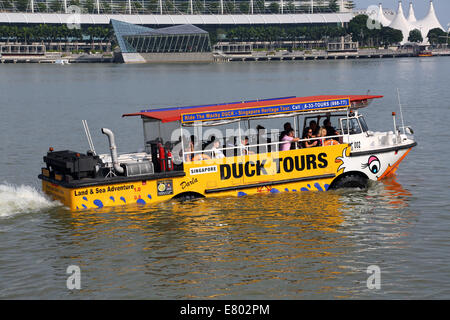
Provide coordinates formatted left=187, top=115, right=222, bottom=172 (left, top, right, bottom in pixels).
left=375, top=1, right=444, bottom=44
left=0, top=1, right=355, bottom=15
left=111, top=19, right=212, bottom=62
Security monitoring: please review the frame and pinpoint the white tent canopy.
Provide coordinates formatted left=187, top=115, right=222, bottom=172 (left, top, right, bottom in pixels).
left=377, top=1, right=445, bottom=44
left=377, top=3, right=392, bottom=27
left=407, top=2, right=417, bottom=24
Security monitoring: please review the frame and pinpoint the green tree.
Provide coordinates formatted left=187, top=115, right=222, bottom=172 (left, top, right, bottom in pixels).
left=286, top=1, right=295, bottom=13
left=3, top=0, right=13, bottom=9
left=16, top=0, right=29, bottom=11
left=49, top=0, right=63, bottom=12
left=347, top=15, right=369, bottom=44
left=179, top=1, right=189, bottom=13
left=134, top=1, right=143, bottom=12
left=239, top=2, right=249, bottom=13
left=102, top=1, right=111, bottom=13
left=427, top=28, right=447, bottom=45
left=328, top=0, right=338, bottom=12
left=209, top=2, right=218, bottom=13
left=85, top=0, right=95, bottom=13
left=225, top=1, right=235, bottom=14
left=146, top=0, right=158, bottom=13
left=268, top=2, right=279, bottom=13
left=408, top=29, right=423, bottom=43
left=194, top=0, right=204, bottom=14
left=380, top=27, right=403, bottom=46
left=37, top=2, right=47, bottom=12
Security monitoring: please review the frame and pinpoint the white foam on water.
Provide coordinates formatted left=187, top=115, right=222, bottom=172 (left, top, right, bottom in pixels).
left=0, top=183, right=61, bottom=218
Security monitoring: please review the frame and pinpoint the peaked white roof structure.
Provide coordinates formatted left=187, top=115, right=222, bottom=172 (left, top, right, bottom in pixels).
left=407, top=2, right=417, bottom=23
left=377, top=3, right=392, bottom=27
left=389, top=1, right=411, bottom=44
left=386, top=1, right=444, bottom=44
left=419, top=0, right=444, bottom=39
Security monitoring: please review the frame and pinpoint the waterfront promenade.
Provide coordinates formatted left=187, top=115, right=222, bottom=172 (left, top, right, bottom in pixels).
left=1, top=47, right=449, bottom=64
left=214, top=48, right=450, bottom=62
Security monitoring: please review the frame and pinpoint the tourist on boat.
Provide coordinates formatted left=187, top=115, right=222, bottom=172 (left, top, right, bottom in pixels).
left=304, top=128, right=318, bottom=148
left=323, top=119, right=339, bottom=141
left=211, top=140, right=225, bottom=159
left=184, top=135, right=196, bottom=162
left=280, top=122, right=293, bottom=140
left=317, top=127, right=328, bottom=146
left=239, top=136, right=254, bottom=155
left=309, top=120, right=319, bottom=136
left=281, top=129, right=300, bottom=151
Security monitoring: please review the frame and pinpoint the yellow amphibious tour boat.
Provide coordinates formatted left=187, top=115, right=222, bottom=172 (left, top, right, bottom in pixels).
left=39, top=95, right=417, bottom=210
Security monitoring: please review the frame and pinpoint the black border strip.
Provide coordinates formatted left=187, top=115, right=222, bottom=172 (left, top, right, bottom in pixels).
left=204, top=173, right=336, bottom=194
left=350, top=141, right=417, bottom=157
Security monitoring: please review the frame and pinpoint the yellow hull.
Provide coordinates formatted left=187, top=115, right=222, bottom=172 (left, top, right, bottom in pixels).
left=42, top=144, right=349, bottom=211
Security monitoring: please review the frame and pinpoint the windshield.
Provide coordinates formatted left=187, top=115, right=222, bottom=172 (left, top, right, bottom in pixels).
left=359, top=116, right=369, bottom=132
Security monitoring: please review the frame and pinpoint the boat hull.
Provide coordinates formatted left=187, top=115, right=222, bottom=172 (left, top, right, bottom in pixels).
left=40, top=143, right=415, bottom=211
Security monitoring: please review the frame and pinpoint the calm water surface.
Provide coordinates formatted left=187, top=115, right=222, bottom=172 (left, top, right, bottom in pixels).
left=0, top=58, right=449, bottom=299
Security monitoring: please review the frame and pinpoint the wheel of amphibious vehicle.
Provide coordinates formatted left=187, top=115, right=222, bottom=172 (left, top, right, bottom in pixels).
left=329, top=173, right=368, bottom=190
left=173, top=192, right=205, bottom=202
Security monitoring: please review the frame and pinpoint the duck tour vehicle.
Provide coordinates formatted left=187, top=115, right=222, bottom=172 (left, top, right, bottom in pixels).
left=39, top=94, right=416, bottom=210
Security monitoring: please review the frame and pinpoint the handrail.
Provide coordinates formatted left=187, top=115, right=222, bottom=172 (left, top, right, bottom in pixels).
left=183, top=133, right=345, bottom=159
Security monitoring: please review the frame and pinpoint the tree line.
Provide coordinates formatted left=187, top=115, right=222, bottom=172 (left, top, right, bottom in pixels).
left=216, top=25, right=347, bottom=43
left=1, top=14, right=448, bottom=47
left=0, top=24, right=112, bottom=43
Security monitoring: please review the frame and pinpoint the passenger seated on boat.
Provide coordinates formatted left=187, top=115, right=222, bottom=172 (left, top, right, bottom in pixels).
left=239, top=136, right=255, bottom=155
left=309, top=120, right=319, bottom=136
left=185, top=135, right=196, bottom=162
left=316, top=127, right=327, bottom=146
left=281, top=129, right=300, bottom=151
left=211, top=140, right=225, bottom=159
left=203, top=135, right=216, bottom=150
left=319, top=126, right=339, bottom=146
left=323, top=119, right=339, bottom=140
left=279, top=122, right=293, bottom=141
left=304, top=127, right=318, bottom=148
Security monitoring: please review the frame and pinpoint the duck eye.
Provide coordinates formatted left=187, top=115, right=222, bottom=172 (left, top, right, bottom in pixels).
left=367, top=156, right=381, bottom=174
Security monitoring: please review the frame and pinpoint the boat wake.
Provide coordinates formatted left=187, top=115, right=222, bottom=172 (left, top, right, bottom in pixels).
left=0, top=183, right=61, bottom=218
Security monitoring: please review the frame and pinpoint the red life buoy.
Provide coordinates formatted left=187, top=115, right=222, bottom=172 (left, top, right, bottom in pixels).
left=324, top=139, right=339, bottom=146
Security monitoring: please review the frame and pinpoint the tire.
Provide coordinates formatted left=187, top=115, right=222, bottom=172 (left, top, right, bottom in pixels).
left=329, top=174, right=368, bottom=190
left=173, top=192, right=204, bottom=202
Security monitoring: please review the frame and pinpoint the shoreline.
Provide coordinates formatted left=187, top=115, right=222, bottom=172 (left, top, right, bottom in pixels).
left=214, top=48, right=450, bottom=62
left=1, top=49, right=449, bottom=64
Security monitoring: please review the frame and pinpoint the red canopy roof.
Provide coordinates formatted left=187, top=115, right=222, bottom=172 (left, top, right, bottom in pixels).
left=123, top=95, right=383, bottom=123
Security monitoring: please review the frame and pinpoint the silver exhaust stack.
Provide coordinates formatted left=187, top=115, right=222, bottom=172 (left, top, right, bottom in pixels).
left=101, top=128, right=124, bottom=174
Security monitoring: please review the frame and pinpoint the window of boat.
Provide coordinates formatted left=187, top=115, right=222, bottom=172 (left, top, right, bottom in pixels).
left=143, top=118, right=181, bottom=145
left=359, top=116, right=369, bottom=132
left=249, top=115, right=297, bottom=153
left=181, top=119, right=242, bottom=159
left=143, top=119, right=160, bottom=145
left=346, top=117, right=362, bottom=135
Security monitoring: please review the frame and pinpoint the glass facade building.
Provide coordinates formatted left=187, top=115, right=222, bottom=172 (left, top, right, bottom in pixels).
left=111, top=19, right=211, bottom=57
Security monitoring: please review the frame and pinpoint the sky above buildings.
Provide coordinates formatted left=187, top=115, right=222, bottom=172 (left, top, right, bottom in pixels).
left=354, top=0, right=450, bottom=30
